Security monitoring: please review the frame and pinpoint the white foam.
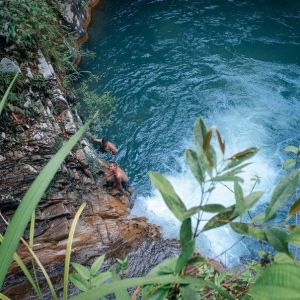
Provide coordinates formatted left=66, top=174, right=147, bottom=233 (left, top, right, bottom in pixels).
left=132, top=109, right=279, bottom=267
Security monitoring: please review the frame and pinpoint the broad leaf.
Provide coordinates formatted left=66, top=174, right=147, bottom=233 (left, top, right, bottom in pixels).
left=252, top=213, right=265, bottom=223
left=201, top=206, right=236, bottom=232
left=183, top=206, right=202, bottom=219
left=90, top=272, right=111, bottom=287
left=283, top=145, right=299, bottom=154
left=180, top=218, right=193, bottom=247
left=182, top=203, right=227, bottom=220
left=285, top=226, right=300, bottom=246
left=175, top=240, right=195, bottom=274
left=69, top=274, right=89, bottom=292
left=244, top=191, right=264, bottom=211
left=200, top=204, right=226, bottom=213
left=146, top=288, right=169, bottom=300
left=143, top=258, right=177, bottom=299
left=193, top=117, right=207, bottom=178
left=180, top=284, right=199, bottom=300
left=111, top=270, right=131, bottom=300
left=149, top=172, right=186, bottom=221
left=90, top=254, right=105, bottom=276
left=273, top=253, right=294, bottom=264
left=71, top=263, right=90, bottom=280
left=223, top=148, right=259, bottom=171
left=250, top=264, right=300, bottom=300
left=264, top=228, right=289, bottom=255
left=219, top=163, right=251, bottom=177
left=234, top=181, right=246, bottom=218
left=212, top=175, right=244, bottom=183
left=286, top=197, right=300, bottom=221
left=230, top=222, right=267, bottom=241
left=283, top=158, right=296, bottom=169
left=185, top=149, right=204, bottom=184
left=147, top=257, right=177, bottom=277
left=216, top=129, right=225, bottom=155
left=265, top=169, right=300, bottom=221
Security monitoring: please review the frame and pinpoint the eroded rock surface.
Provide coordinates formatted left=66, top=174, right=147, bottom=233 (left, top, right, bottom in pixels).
left=0, top=52, right=167, bottom=299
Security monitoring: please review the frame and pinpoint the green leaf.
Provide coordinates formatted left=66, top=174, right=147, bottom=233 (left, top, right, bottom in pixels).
left=252, top=212, right=267, bottom=223
left=219, top=163, right=251, bottom=177
left=223, top=148, right=260, bottom=171
left=203, top=128, right=213, bottom=156
left=283, top=145, right=299, bottom=154
left=234, top=181, right=246, bottom=218
left=200, top=204, right=226, bottom=213
left=111, top=270, right=131, bottom=300
left=90, top=272, right=111, bottom=287
left=285, top=226, right=300, bottom=246
left=69, top=274, right=235, bottom=300
left=216, top=129, right=225, bottom=155
left=175, top=240, right=195, bottom=274
left=230, top=222, right=267, bottom=241
left=180, top=284, right=199, bottom=300
left=0, top=234, right=41, bottom=298
left=0, top=114, right=97, bottom=290
left=201, top=206, right=236, bottom=232
left=244, top=191, right=264, bottom=211
left=273, top=253, right=294, bottom=264
left=283, top=158, right=296, bottom=169
left=148, top=172, right=186, bottom=221
left=147, top=257, right=177, bottom=277
left=212, top=175, right=244, bottom=183
left=0, top=293, right=11, bottom=300
left=180, top=218, right=193, bottom=247
left=193, top=117, right=207, bottom=178
left=146, top=287, right=169, bottom=300
left=63, top=202, right=87, bottom=300
left=286, top=197, right=300, bottom=221
left=250, top=264, right=300, bottom=300
left=71, top=263, right=90, bottom=280
left=143, top=258, right=176, bottom=299
left=182, top=203, right=227, bottom=220
left=182, top=206, right=202, bottom=219
left=90, top=254, right=105, bottom=276
left=69, top=274, right=89, bottom=292
left=264, top=228, right=289, bottom=255
left=185, top=149, right=204, bottom=184
left=0, top=71, right=19, bottom=116
left=265, top=169, right=300, bottom=221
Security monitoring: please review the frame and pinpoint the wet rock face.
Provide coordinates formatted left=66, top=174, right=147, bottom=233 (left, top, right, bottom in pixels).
left=60, top=0, right=97, bottom=40
left=0, top=53, right=164, bottom=298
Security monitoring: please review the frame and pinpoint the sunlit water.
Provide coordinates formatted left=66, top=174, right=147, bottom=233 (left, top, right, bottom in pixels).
left=79, top=0, right=300, bottom=266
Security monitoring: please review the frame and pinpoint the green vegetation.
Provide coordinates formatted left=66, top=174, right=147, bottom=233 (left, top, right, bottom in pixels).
left=0, top=0, right=78, bottom=80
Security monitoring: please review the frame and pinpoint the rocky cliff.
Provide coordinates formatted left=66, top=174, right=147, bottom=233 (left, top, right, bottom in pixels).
left=0, top=1, right=180, bottom=298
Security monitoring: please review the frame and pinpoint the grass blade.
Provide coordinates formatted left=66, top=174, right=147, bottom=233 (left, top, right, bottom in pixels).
left=0, top=72, right=19, bottom=116
left=63, top=202, right=87, bottom=300
left=69, top=274, right=235, bottom=300
left=0, top=235, right=41, bottom=299
left=0, top=112, right=97, bottom=289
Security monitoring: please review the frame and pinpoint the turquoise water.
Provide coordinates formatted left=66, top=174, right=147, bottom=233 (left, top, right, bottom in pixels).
left=80, top=0, right=300, bottom=265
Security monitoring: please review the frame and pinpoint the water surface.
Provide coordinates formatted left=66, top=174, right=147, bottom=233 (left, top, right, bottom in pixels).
left=80, top=0, right=300, bottom=265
